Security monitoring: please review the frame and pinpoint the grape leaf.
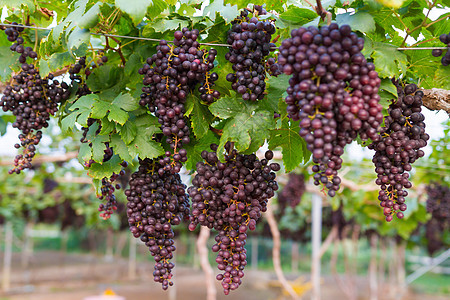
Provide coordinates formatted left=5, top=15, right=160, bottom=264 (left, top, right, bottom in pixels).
left=128, top=114, right=164, bottom=159
left=86, top=65, right=124, bottom=92
left=38, top=52, right=75, bottom=78
left=0, top=46, right=19, bottom=81
left=110, top=134, right=135, bottom=162
left=60, top=112, right=79, bottom=133
left=99, top=117, right=116, bottom=135
left=209, top=94, right=249, bottom=119
left=78, top=143, right=92, bottom=164
left=118, top=121, right=138, bottom=144
left=152, top=18, right=190, bottom=33
left=269, top=119, right=309, bottom=172
left=365, top=40, right=407, bottom=78
left=146, top=0, right=169, bottom=20
left=336, top=12, right=376, bottom=33
left=90, top=100, right=111, bottom=119
left=279, top=6, right=317, bottom=25
left=266, top=74, right=289, bottom=113
left=218, top=110, right=275, bottom=161
left=379, top=78, right=397, bottom=96
left=204, top=0, right=239, bottom=23
left=185, top=94, right=214, bottom=139
left=75, top=2, right=101, bottom=29
left=112, top=93, right=140, bottom=112
left=67, top=27, right=90, bottom=57
left=92, top=135, right=110, bottom=163
left=108, top=105, right=129, bottom=125
left=88, top=155, right=123, bottom=179
left=0, top=0, right=34, bottom=12
left=115, top=0, right=153, bottom=25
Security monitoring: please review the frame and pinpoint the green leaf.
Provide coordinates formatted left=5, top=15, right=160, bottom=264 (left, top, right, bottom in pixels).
left=108, top=105, right=129, bottom=125
left=76, top=2, right=101, bottom=29
left=0, top=0, right=34, bottom=12
left=218, top=110, right=275, bottom=160
left=151, top=18, right=189, bottom=33
left=60, top=112, right=79, bottom=133
left=185, top=94, right=215, bottom=138
left=0, top=46, right=19, bottom=81
left=146, top=0, right=168, bottom=20
left=78, top=143, right=92, bottom=163
left=266, top=74, right=289, bottom=112
left=118, top=121, right=138, bottom=144
left=39, top=52, right=75, bottom=78
left=336, top=12, right=376, bottom=33
left=86, top=65, right=124, bottom=92
left=269, top=119, right=308, bottom=172
left=128, top=114, right=164, bottom=159
left=209, top=94, right=247, bottom=119
left=92, top=135, right=110, bottom=163
left=99, top=117, right=116, bottom=135
left=116, top=0, right=152, bottom=24
left=379, top=78, right=397, bottom=96
left=0, top=117, right=7, bottom=136
left=366, top=41, right=407, bottom=78
left=67, top=27, right=90, bottom=57
left=184, top=131, right=220, bottom=171
left=279, top=6, right=317, bottom=25
left=110, top=134, right=134, bottom=162
left=69, top=94, right=98, bottom=111
left=88, top=155, right=123, bottom=179
left=204, top=0, right=239, bottom=23
left=90, top=100, right=111, bottom=119
left=112, top=93, right=140, bottom=112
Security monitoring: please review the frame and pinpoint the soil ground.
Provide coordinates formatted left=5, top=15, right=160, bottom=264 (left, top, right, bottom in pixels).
left=0, top=251, right=448, bottom=300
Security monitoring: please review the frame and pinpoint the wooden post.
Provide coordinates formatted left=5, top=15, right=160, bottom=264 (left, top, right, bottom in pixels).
left=168, top=242, right=177, bottom=300
left=369, top=234, right=378, bottom=300
left=2, top=222, right=13, bottom=292
left=291, top=241, right=299, bottom=273
left=251, top=236, right=258, bottom=270
left=21, top=222, right=33, bottom=268
left=128, top=235, right=137, bottom=280
left=311, top=193, right=322, bottom=300
left=197, top=226, right=216, bottom=300
left=104, top=228, right=114, bottom=262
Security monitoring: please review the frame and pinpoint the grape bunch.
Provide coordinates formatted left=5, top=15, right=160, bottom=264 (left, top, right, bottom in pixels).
left=426, top=182, right=449, bottom=224
left=80, top=118, right=127, bottom=220
left=225, top=7, right=281, bottom=101
left=278, top=173, right=305, bottom=212
left=431, top=32, right=450, bottom=66
left=125, top=158, right=190, bottom=290
left=139, top=28, right=219, bottom=174
left=278, top=23, right=383, bottom=196
left=188, top=144, right=280, bottom=294
left=0, top=24, right=70, bottom=174
left=369, top=82, right=429, bottom=222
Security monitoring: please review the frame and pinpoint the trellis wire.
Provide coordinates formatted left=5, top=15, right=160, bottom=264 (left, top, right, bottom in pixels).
left=0, top=23, right=448, bottom=50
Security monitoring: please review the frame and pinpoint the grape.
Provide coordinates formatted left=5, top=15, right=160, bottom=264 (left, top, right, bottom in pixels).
left=278, top=23, right=382, bottom=196
left=369, top=82, right=429, bottom=222
left=188, top=143, right=279, bottom=294
left=0, top=24, right=70, bottom=174
left=278, top=173, right=305, bottom=212
left=225, top=7, right=281, bottom=101
left=426, top=182, right=449, bottom=224
left=433, top=32, right=450, bottom=66
left=125, top=158, right=190, bottom=290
